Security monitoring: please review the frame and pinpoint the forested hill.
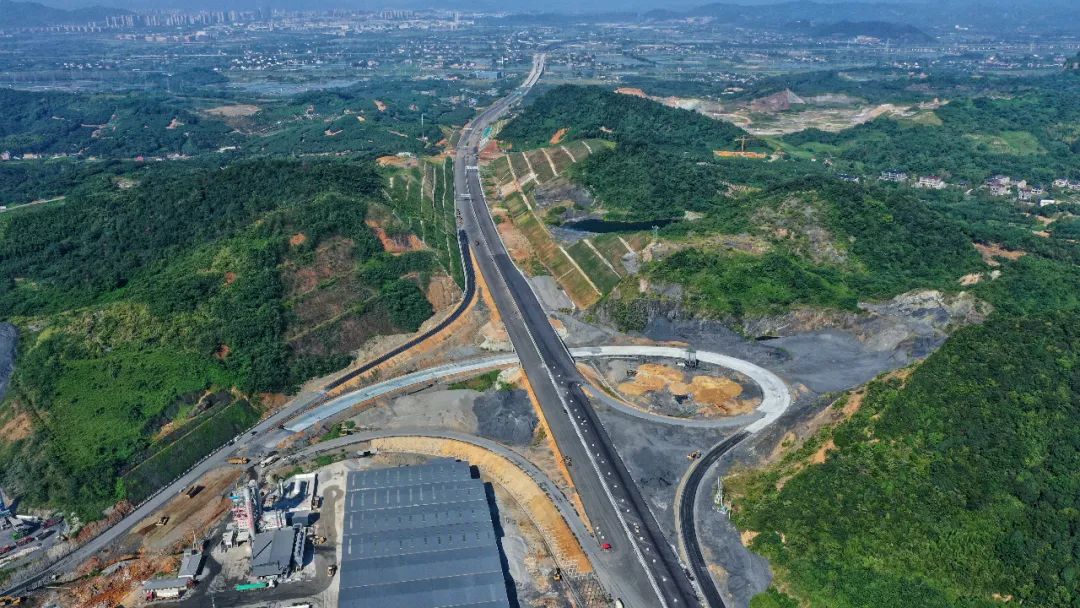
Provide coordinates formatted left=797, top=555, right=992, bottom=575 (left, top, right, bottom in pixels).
left=732, top=308, right=1080, bottom=608
left=0, top=88, right=238, bottom=158
left=499, top=85, right=751, bottom=156
left=0, top=158, right=442, bottom=519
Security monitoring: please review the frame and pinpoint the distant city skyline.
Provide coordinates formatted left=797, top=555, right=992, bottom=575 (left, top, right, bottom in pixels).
left=25, top=0, right=1075, bottom=16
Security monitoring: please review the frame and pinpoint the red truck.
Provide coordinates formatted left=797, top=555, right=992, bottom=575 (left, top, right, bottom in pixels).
left=43, top=518, right=63, bottom=528
left=0, top=545, right=15, bottom=555
left=15, top=536, right=34, bottom=547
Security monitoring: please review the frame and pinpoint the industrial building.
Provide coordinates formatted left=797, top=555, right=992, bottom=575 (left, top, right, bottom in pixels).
left=338, top=460, right=512, bottom=608
left=177, top=548, right=204, bottom=580
left=142, top=577, right=190, bottom=601
left=250, top=527, right=304, bottom=580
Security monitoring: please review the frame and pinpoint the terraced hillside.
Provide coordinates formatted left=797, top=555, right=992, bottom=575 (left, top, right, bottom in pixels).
left=481, top=139, right=655, bottom=309
left=380, top=156, right=464, bottom=287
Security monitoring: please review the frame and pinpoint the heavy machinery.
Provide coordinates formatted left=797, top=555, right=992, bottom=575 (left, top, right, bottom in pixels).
left=327, top=564, right=337, bottom=577
left=687, top=450, right=701, bottom=460
left=227, top=457, right=250, bottom=465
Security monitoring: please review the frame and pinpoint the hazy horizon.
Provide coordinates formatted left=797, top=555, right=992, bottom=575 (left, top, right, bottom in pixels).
left=24, top=0, right=1071, bottom=15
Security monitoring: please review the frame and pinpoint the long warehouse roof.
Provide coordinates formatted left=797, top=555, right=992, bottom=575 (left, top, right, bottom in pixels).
left=338, top=460, right=512, bottom=608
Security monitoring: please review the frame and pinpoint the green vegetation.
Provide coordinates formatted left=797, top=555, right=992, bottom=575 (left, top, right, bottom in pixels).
left=379, top=278, right=434, bottom=332
left=653, top=249, right=858, bottom=316
left=646, top=178, right=981, bottom=316
left=501, top=85, right=751, bottom=156
left=0, top=157, right=441, bottom=519
left=121, top=399, right=260, bottom=503
left=380, top=158, right=464, bottom=286
left=782, top=82, right=1080, bottom=183
left=449, top=369, right=503, bottom=392
left=732, top=310, right=1080, bottom=608
left=0, top=88, right=237, bottom=157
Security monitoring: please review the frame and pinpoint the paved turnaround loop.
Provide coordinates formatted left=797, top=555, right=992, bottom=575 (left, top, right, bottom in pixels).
left=454, top=54, right=700, bottom=608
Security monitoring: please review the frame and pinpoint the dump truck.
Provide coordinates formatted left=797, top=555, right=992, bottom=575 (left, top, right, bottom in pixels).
left=227, top=457, right=250, bottom=465
left=183, top=485, right=203, bottom=498
left=235, top=582, right=269, bottom=591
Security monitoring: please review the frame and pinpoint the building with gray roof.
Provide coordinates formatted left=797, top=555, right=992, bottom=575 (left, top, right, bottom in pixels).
left=250, top=527, right=302, bottom=579
left=178, top=548, right=204, bottom=579
left=339, top=460, right=512, bottom=608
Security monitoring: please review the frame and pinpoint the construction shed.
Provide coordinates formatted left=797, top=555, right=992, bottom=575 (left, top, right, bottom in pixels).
left=338, top=460, right=512, bottom=608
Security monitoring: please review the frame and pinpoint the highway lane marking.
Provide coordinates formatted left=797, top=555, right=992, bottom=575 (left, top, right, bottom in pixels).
left=464, top=119, right=675, bottom=607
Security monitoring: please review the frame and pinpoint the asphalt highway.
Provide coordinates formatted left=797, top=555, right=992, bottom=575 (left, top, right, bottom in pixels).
left=454, top=54, right=699, bottom=608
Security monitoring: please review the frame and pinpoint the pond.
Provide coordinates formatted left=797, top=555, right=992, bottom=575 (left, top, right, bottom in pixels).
left=560, top=217, right=675, bottom=233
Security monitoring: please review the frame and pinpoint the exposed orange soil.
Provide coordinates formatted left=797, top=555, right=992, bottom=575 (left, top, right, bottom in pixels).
left=283, top=237, right=356, bottom=295
left=618, top=363, right=684, bottom=396
left=715, top=150, right=767, bottom=159
left=843, top=389, right=866, bottom=417
left=166, top=118, right=183, bottom=130
left=689, top=375, right=752, bottom=414
left=975, top=242, right=1026, bottom=266
left=76, top=501, right=135, bottom=545
left=959, top=272, right=983, bottom=286
left=223, top=271, right=237, bottom=286
left=810, top=438, right=837, bottom=465
left=478, top=139, right=503, bottom=161
left=0, top=410, right=33, bottom=441
left=614, top=87, right=648, bottom=98
left=70, top=555, right=179, bottom=608
left=549, top=128, right=568, bottom=145
left=494, top=211, right=532, bottom=263
left=365, top=219, right=426, bottom=253
left=425, top=273, right=461, bottom=310
left=618, top=363, right=751, bottom=416
left=204, top=104, right=261, bottom=117
left=289, top=232, right=308, bottom=246
left=131, top=466, right=242, bottom=553
left=258, top=392, right=289, bottom=412
left=213, top=344, right=231, bottom=360
left=376, top=155, right=417, bottom=168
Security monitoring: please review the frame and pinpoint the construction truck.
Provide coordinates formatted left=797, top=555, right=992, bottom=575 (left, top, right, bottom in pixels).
left=227, top=457, right=250, bottom=465
left=327, top=564, right=337, bottom=577
left=687, top=450, right=701, bottom=460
